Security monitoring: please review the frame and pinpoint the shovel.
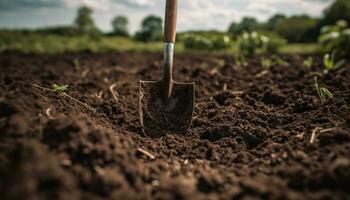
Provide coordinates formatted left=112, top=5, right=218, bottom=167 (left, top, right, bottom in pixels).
left=139, top=0, right=195, bottom=137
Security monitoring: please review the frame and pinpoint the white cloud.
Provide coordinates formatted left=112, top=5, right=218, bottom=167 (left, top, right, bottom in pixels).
left=63, top=0, right=110, bottom=10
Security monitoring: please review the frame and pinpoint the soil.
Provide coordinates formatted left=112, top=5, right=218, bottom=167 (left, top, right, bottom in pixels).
left=0, top=52, right=349, bottom=200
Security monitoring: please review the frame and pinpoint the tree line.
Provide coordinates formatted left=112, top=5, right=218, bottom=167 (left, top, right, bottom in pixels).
left=5, top=0, right=350, bottom=43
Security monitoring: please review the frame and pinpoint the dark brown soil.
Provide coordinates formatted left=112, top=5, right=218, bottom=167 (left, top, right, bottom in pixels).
left=0, top=52, right=349, bottom=200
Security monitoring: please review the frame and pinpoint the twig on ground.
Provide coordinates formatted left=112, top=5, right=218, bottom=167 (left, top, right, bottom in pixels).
left=255, top=70, right=269, bottom=78
left=33, top=84, right=56, bottom=92
left=223, top=83, right=227, bottom=91
left=310, top=127, right=322, bottom=144
left=45, top=107, right=62, bottom=120
left=109, top=83, right=119, bottom=102
left=81, top=69, right=90, bottom=78
left=137, top=148, right=156, bottom=160
left=61, top=93, right=96, bottom=112
left=232, top=91, right=244, bottom=96
left=319, top=128, right=336, bottom=133
left=310, top=127, right=336, bottom=144
left=210, top=68, right=219, bottom=75
left=32, top=84, right=96, bottom=113
left=94, top=165, right=106, bottom=176
left=296, top=132, right=305, bottom=140
left=93, top=91, right=103, bottom=99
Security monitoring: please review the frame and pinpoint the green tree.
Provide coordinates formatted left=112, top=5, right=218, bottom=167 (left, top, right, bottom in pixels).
left=266, top=14, right=286, bottom=30
left=228, top=17, right=259, bottom=35
left=275, top=15, right=319, bottom=43
left=74, top=6, right=101, bottom=38
left=74, top=6, right=95, bottom=33
left=321, top=0, right=350, bottom=26
left=135, top=15, right=163, bottom=42
left=112, top=16, right=129, bottom=36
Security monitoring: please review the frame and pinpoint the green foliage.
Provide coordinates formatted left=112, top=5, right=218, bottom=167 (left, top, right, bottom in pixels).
left=260, top=55, right=288, bottom=68
left=266, top=14, right=286, bottom=30
left=261, top=31, right=288, bottom=54
left=319, top=20, right=350, bottom=60
left=303, top=57, right=314, bottom=69
left=323, top=52, right=346, bottom=71
left=238, top=32, right=268, bottom=55
left=275, top=15, right=319, bottom=43
left=235, top=54, right=248, bottom=67
left=112, top=16, right=129, bottom=36
left=278, top=43, right=321, bottom=54
left=52, top=84, right=69, bottom=94
left=0, top=32, right=163, bottom=54
left=320, top=0, right=350, bottom=26
left=182, top=32, right=232, bottom=50
left=314, top=76, right=333, bottom=104
left=260, top=57, right=273, bottom=68
left=228, top=17, right=259, bottom=35
left=135, top=15, right=163, bottom=42
left=35, top=26, right=81, bottom=37
left=237, top=32, right=286, bottom=56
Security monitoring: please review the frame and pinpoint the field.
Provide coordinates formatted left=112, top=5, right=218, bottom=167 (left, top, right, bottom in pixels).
left=0, top=33, right=320, bottom=54
left=0, top=52, right=349, bottom=199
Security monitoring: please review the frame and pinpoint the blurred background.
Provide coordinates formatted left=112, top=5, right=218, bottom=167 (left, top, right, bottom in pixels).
left=0, top=0, right=349, bottom=54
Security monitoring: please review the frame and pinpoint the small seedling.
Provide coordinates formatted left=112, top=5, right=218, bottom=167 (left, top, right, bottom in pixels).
left=32, top=83, right=96, bottom=112
left=52, top=84, right=69, bottom=94
left=303, top=57, right=313, bottom=69
left=323, top=52, right=346, bottom=72
left=261, top=57, right=273, bottom=68
left=73, top=59, right=80, bottom=69
left=235, top=54, right=248, bottom=67
left=260, top=55, right=288, bottom=69
left=314, top=76, right=333, bottom=104
left=272, top=55, right=289, bottom=66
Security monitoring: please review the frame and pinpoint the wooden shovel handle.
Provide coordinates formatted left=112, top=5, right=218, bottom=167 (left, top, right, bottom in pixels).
left=164, top=0, right=178, bottom=43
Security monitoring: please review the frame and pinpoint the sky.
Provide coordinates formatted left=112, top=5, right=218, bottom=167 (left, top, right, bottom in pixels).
left=0, top=0, right=335, bottom=33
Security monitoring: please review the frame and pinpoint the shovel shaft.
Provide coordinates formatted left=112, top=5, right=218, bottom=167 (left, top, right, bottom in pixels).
left=163, top=0, right=178, bottom=99
left=164, top=0, right=178, bottom=43
left=163, top=42, right=174, bottom=98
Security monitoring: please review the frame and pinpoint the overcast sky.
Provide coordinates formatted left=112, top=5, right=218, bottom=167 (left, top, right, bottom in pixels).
left=0, top=0, right=334, bottom=33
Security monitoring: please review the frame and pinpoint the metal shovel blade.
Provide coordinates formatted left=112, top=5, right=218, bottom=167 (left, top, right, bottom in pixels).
left=139, top=80, right=195, bottom=137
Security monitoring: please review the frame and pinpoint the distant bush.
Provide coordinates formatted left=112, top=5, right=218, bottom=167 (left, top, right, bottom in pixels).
left=258, top=31, right=288, bottom=53
left=319, top=20, right=350, bottom=60
left=237, top=31, right=286, bottom=56
left=182, top=32, right=232, bottom=50
left=320, top=0, right=350, bottom=27
left=275, top=15, right=319, bottom=43
left=228, top=17, right=260, bottom=35
left=35, top=26, right=81, bottom=37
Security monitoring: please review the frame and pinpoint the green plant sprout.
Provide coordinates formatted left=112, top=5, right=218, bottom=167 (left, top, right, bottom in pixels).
left=272, top=55, right=289, bottom=66
left=261, top=57, right=273, bottom=68
left=32, top=83, right=96, bottom=112
left=323, top=52, right=346, bottom=71
left=260, top=55, right=288, bottom=68
left=235, top=54, right=248, bottom=67
left=303, top=57, right=313, bottom=69
left=52, top=84, right=69, bottom=94
left=73, top=59, right=80, bottom=69
left=314, top=76, right=333, bottom=104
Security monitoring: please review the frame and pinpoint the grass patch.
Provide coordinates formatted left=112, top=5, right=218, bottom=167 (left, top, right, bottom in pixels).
left=0, top=32, right=322, bottom=55
left=278, top=43, right=321, bottom=54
